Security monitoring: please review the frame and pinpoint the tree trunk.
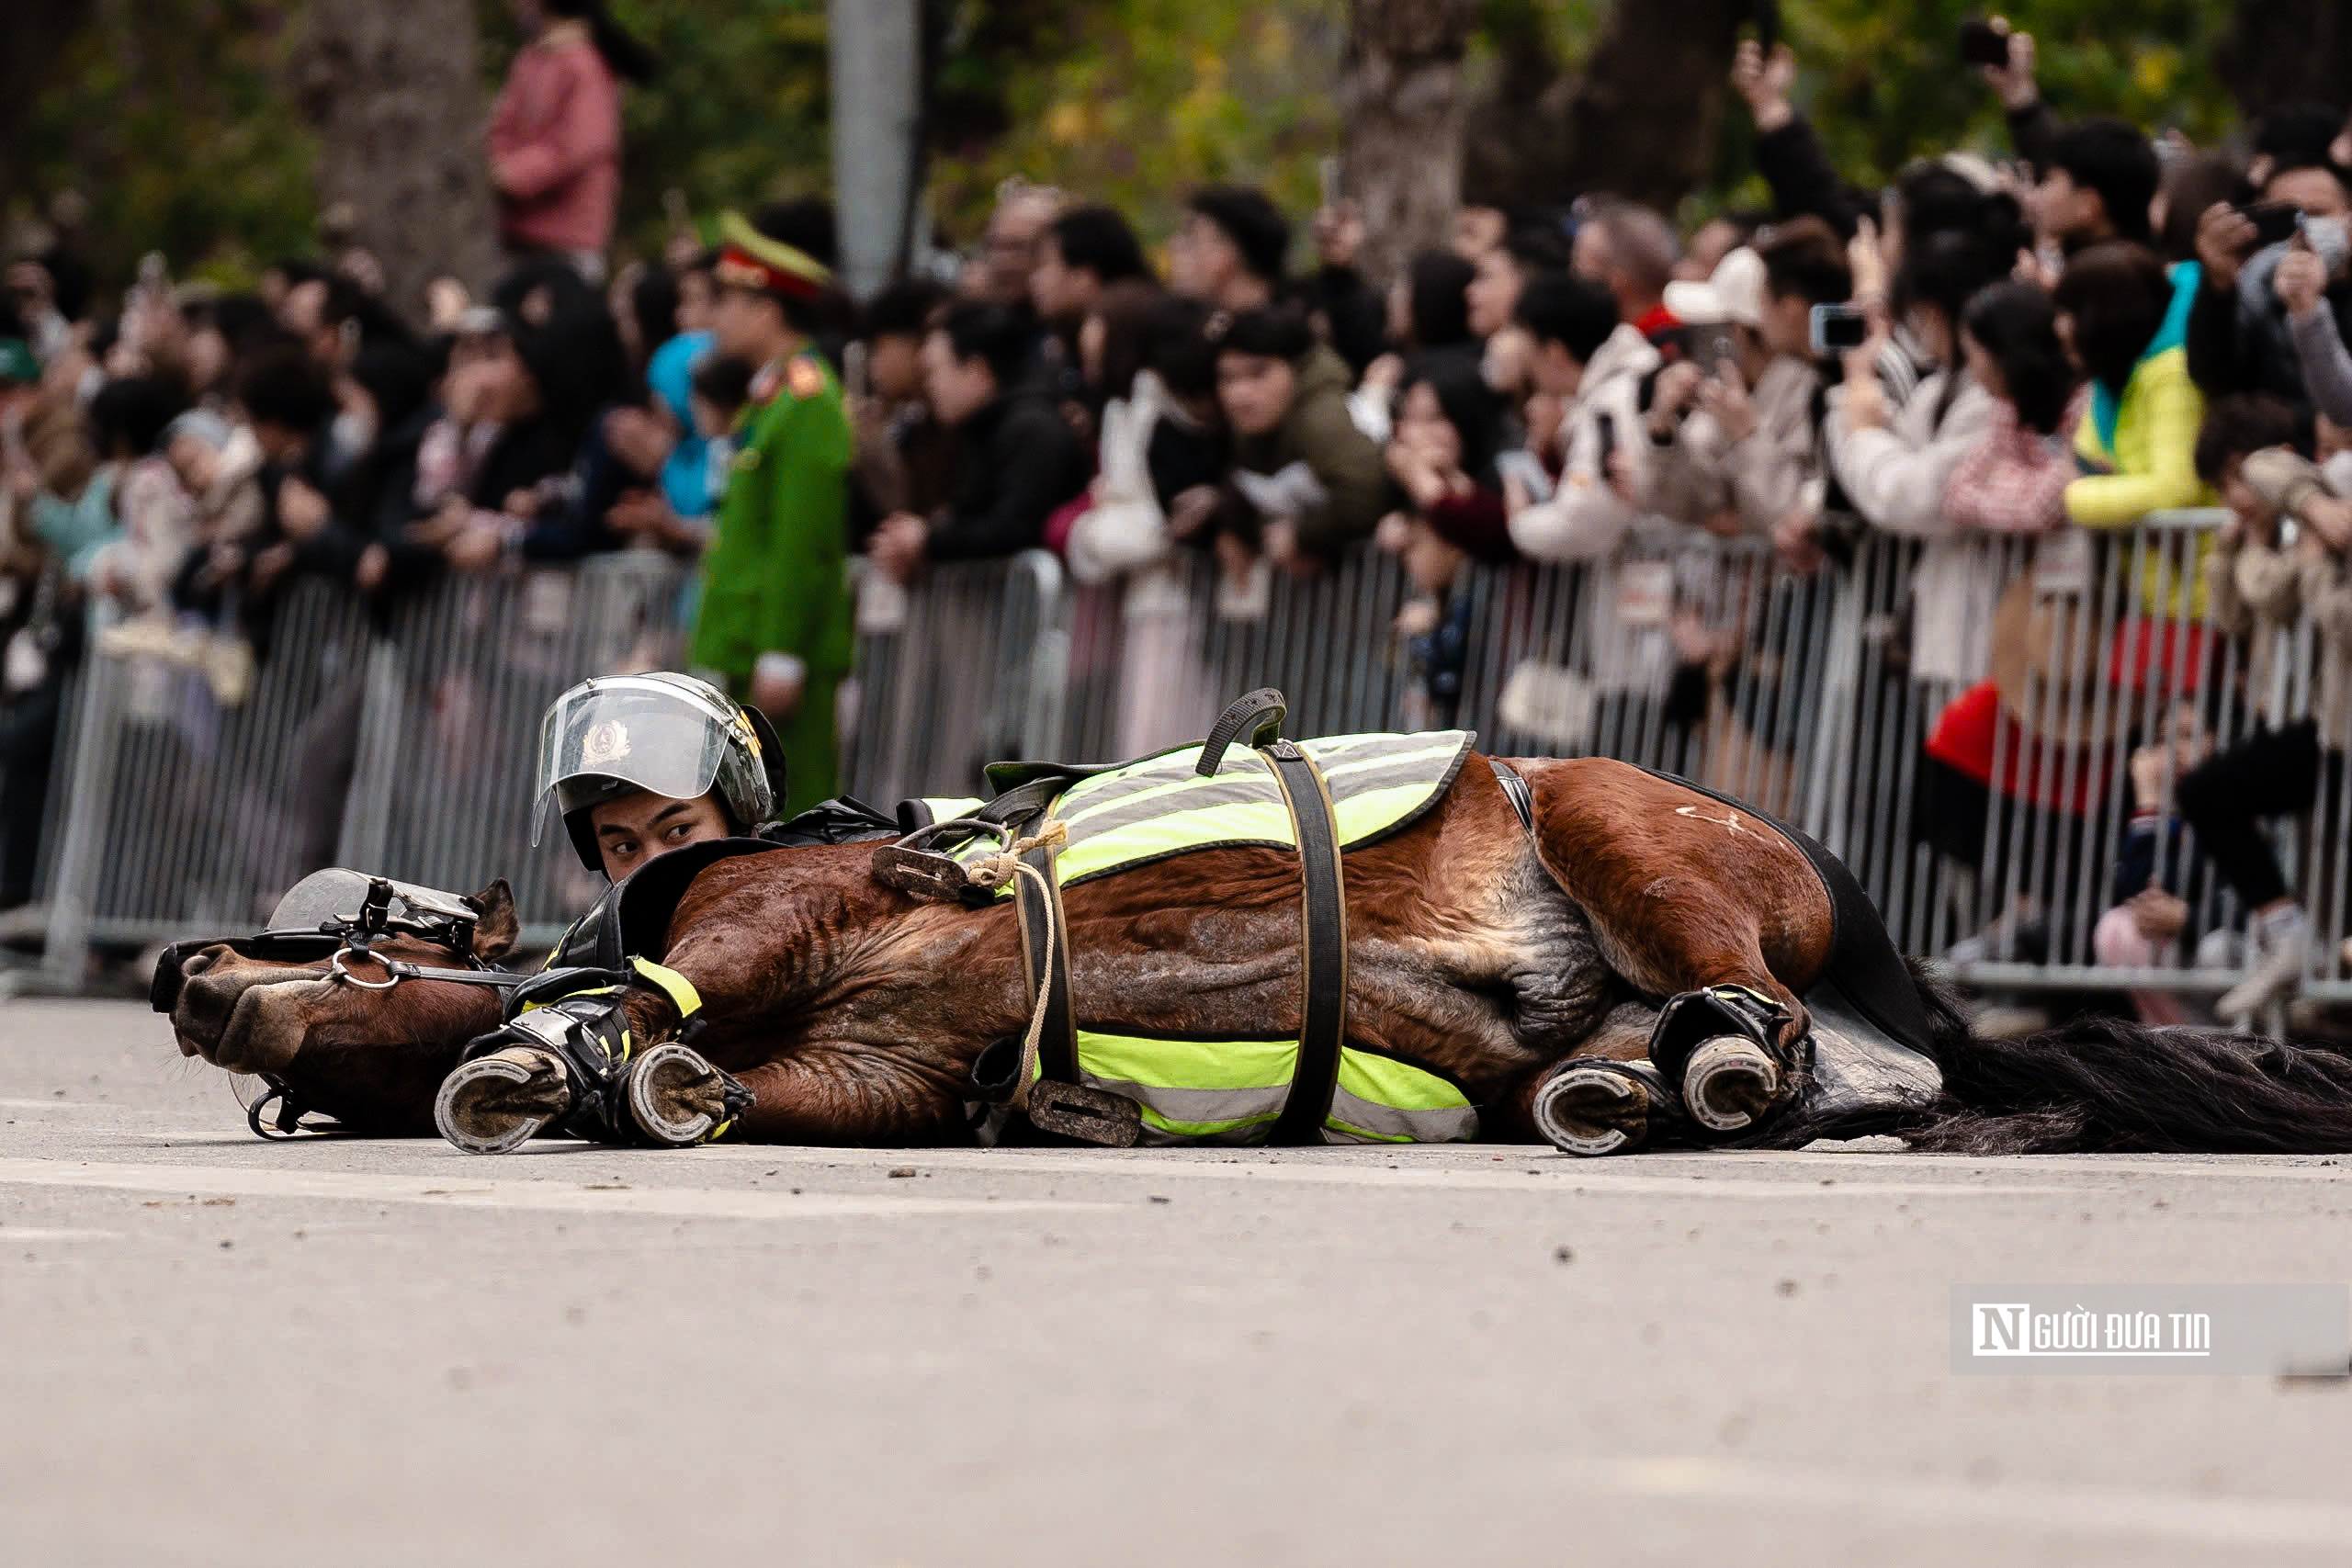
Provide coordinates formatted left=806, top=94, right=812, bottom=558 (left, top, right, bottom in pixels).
left=0, top=1, right=97, bottom=220
left=1555, top=0, right=1746, bottom=213
left=291, top=0, right=502, bottom=325
left=1340, top=0, right=1478, bottom=287
left=2213, top=0, right=2352, bottom=118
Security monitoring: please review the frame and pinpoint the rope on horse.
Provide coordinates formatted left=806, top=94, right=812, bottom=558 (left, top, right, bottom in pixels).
left=958, top=818, right=1069, bottom=1110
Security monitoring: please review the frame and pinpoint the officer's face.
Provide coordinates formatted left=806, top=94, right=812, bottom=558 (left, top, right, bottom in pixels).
left=589, top=791, right=733, bottom=881
left=711, top=287, right=782, bottom=362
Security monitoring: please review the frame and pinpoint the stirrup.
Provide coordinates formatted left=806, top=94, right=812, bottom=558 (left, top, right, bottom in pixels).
left=1024, top=1078, right=1142, bottom=1147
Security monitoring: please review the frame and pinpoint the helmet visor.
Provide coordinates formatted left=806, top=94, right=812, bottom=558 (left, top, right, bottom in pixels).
left=532, top=678, right=736, bottom=843
left=269, top=868, right=479, bottom=931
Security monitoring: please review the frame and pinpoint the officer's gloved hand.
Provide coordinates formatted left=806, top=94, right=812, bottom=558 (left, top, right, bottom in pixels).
left=434, top=975, right=749, bottom=1155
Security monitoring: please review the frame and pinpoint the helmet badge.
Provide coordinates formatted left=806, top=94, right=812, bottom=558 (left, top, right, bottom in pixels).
left=580, top=720, right=632, bottom=766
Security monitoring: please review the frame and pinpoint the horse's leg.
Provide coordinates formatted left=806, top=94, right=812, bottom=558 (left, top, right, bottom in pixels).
left=1512, top=756, right=1838, bottom=1139
left=1495, top=999, right=1689, bottom=1155
left=726, top=1053, right=971, bottom=1145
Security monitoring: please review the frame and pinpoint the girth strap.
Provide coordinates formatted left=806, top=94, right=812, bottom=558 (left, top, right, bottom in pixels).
left=1262, top=737, right=1350, bottom=1145
left=983, top=687, right=1351, bottom=1146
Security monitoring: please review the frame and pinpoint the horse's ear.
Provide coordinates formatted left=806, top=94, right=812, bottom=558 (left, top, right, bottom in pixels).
left=466, top=879, right=521, bottom=962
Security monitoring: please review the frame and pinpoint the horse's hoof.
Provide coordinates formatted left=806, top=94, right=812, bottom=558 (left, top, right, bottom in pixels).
left=625, top=1043, right=731, bottom=1147
left=1532, top=1060, right=1659, bottom=1156
left=1681, top=1036, right=1781, bottom=1134
left=435, top=1046, right=571, bottom=1155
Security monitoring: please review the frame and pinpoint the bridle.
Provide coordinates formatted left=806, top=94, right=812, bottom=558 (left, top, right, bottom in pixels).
left=151, top=875, right=528, bottom=1139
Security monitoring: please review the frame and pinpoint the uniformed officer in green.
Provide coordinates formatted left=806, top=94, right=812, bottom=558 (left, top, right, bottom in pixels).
left=689, top=209, right=855, bottom=818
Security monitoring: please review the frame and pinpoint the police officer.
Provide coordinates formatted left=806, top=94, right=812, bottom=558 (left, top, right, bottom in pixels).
left=434, top=672, right=906, bottom=1155
left=533, top=671, right=908, bottom=966
left=688, top=209, right=857, bottom=818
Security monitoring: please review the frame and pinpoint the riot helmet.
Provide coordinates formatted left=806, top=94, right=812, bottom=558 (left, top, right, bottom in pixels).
left=534, top=672, right=786, bottom=874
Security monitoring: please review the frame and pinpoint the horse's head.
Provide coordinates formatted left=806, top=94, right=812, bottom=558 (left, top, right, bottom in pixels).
left=164, top=879, right=523, bottom=1133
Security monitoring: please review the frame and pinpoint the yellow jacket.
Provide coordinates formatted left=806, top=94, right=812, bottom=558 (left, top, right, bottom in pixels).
left=2066, top=344, right=2211, bottom=618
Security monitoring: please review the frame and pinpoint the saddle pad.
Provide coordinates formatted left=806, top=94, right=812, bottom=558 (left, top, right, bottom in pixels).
left=963, top=729, right=1476, bottom=890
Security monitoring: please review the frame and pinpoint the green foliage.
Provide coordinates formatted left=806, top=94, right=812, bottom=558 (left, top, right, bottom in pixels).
left=1775, top=0, right=2234, bottom=193
left=924, top=0, right=1349, bottom=253
left=15, top=0, right=316, bottom=294
left=5, top=0, right=2264, bottom=300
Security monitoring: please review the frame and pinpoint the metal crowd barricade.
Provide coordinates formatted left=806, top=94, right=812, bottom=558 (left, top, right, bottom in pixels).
left=1056, top=547, right=1419, bottom=764
left=19, top=512, right=2349, bottom=1012
left=842, top=551, right=1067, bottom=805
left=30, top=578, right=377, bottom=989
left=341, top=553, right=692, bottom=950
left=1026, top=512, right=2347, bottom=1012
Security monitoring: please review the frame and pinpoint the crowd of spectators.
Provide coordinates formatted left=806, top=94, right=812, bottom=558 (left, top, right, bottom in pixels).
left=3, top=14, right=2350, bottom=1021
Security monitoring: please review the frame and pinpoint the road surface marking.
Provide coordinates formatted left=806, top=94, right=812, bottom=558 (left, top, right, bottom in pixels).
left=0, top=1227, right=121, bottom=1241
left=665, top=1144, right=2052, bottom=1197
left=1582, top=1454, right=2352, bottom=1551
left=0, top=1158, right=1111, bottom=1221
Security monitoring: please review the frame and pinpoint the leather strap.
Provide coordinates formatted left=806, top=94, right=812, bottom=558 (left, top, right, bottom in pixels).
left=1488, top=757, right=1535, bottom=837
left=1012, top=812, right=1079, bottom=1086
left=1263, top=739, right=1349, bottom=1145
left=979, top=776, right=1068, bottom=827
left=1197, top=688, right=1289, bottom=776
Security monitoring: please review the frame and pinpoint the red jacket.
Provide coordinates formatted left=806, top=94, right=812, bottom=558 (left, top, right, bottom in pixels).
left=486, top=25, right=620, bottom=255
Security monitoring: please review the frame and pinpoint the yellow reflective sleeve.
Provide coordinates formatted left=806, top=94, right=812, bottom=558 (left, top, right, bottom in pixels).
left=630, top=957, right=704, bottom=1020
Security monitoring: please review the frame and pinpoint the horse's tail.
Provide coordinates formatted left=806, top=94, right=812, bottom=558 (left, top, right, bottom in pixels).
left=1757, top=960, right=2352, bottom=1155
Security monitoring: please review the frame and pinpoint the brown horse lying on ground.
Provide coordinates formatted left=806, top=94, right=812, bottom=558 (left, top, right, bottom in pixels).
left=164, top=754, right=2352, bottom=1156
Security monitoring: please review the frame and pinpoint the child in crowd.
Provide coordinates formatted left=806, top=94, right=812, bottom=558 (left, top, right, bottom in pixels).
left=2177, top=423, right=2352, bottom=1020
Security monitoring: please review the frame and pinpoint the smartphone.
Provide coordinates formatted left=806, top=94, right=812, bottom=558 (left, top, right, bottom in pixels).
left=1594, top=411, right=1618, bottom=475
left=2241, top=201, right=2301, bottom=250
left=1686, top=325, right=1739, bottom=374
left=1957, top=17, right=2010, bottom=68
left=843, top=339, right=870, bottom=401
left=1317, top=156, right=1342, bottom=211
left=1750, top=0, right=1780, bottom=55
left=1809, top=301, right=1871, bottom=356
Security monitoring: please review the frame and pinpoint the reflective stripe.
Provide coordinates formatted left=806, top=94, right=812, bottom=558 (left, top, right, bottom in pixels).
left=1327, top=1049, right=1478, bottom=1143
left=1068, top=1031, right=1477, bottom=1147
left=629, top=956, right=703, bottom=1020
left=921, top=796, right=986, bottom=822
left=1056, top=796, right=1299, bottom=885
left=1031, top=730, right=1475, bottom=888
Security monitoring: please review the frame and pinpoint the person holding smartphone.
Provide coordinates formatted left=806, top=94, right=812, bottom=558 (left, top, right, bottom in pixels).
left=1503, top=273, right=1658, bottom=563
left=1641, top=219, right=1850, bottom=539
left=1818, top=231, right=2009, bottom=682
left=2188, top=142, right=2352, bottom=417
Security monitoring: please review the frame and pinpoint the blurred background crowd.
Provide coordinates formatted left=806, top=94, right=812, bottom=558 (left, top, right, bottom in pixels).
left=3, top=0, right=2351, bottom=1026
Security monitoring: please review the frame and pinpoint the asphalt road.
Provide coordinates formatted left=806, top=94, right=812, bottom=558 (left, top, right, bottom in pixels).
left=5, top=998, right=2351, bottom=1566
